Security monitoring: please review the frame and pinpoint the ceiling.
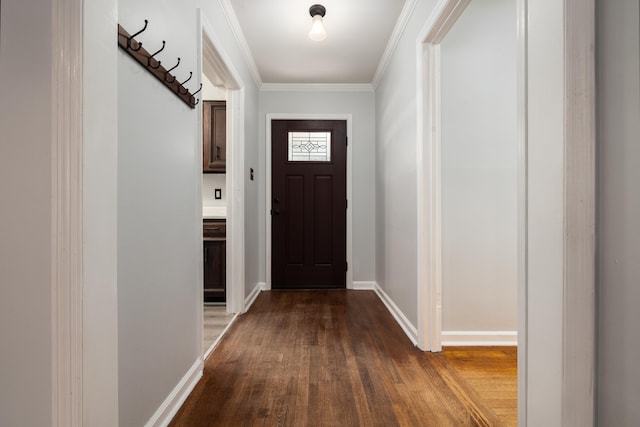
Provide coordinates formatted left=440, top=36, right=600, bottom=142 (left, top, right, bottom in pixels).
left=228, top=0, right=407, bottom=84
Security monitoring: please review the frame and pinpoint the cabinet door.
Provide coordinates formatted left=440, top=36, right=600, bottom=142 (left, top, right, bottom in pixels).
left=204, top=240, right=226, bottom=303
left=203, top=101, right=226, bottom=173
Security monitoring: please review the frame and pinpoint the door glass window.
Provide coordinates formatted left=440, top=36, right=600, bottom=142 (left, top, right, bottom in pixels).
left=287, top=132, right=331, bottom=162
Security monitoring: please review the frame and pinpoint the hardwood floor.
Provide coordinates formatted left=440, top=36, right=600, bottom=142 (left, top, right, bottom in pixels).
left=442, top=347, right=517, bottom=426
left=171, top=291, right=516, bottom=426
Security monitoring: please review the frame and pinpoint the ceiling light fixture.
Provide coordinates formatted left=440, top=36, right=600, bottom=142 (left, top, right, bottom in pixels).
left=308, top=4, right=327, bottom=42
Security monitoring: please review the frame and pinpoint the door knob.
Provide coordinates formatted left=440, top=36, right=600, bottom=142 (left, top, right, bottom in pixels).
left=272, top=208, right=280, bottom=216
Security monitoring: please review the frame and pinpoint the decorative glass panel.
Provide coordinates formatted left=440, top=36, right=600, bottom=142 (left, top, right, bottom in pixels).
left=288, top=132, right=331, bottom=162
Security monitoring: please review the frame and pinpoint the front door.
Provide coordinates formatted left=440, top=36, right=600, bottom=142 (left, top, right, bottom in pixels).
left=271, top=119, right=347, bottom=289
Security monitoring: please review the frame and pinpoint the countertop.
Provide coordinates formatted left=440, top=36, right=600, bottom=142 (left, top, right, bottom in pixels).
left=203, top=206, right=227, bottom=220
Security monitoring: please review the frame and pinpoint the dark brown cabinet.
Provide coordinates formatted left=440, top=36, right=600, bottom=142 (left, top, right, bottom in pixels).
left=203, top=219, right=226, bottom=303
left=203, top=100, right=226, bottom=173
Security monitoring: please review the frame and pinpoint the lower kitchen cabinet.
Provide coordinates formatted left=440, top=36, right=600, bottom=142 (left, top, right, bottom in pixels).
left=203, top=219, right=226, bottom=303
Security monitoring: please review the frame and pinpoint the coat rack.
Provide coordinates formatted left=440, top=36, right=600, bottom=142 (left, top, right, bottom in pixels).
left=118, top=20, right=202, bottom=109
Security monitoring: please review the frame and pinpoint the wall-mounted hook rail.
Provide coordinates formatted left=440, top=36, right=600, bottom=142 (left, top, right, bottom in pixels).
left=118, top=22, right=200, bottom=109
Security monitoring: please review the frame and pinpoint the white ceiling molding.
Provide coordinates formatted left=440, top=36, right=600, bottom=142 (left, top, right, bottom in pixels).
left=260, top=83, right=374, bottom=93
left=218, top=0, right=263, bottom=87
left=371, top=0, right=419, bottom=88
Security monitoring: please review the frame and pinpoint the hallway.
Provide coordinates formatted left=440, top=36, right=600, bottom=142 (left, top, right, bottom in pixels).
left=171, top=291, right=516, bottom=426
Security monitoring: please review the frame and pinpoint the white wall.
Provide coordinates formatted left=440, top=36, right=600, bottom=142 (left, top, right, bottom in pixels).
left=202, top=174, right=227, bottom=207
left=117, top=1, right=201, bottom=425
left=83, top=0, right=119, bottom=424
left=375, top=0, right=438, bottom=326
left=259, top=90, right=377, bottom=283
left=597, top=0, right=640, bottom=424
left=0, top=1, right=54, bottom=425
left=243, top=84, right=262, bottom=297
left=440, top=0, right=517, bottom=333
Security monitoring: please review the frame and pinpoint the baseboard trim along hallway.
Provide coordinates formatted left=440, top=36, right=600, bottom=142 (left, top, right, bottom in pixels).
left=244, top=282, right=263, bottom=311
left=352, top=281, right=377, bottom=290
left=442, top=331, right=518, bottom=346
left=145, top=358, right=203, bottom=427
left=374, top=283, right=418, bottom=345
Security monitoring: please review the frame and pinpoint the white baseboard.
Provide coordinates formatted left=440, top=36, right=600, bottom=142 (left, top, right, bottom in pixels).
left=373, top=283, right=418, bottom=346
left=145, top=358, right=203, bottom=427
left=441, top=331, right=518, bottom=346
left=259, top=281, right=269, bottom=291
left=244, top=282, right=263, bottom=311
left=352, top=281, right=377, bottom=290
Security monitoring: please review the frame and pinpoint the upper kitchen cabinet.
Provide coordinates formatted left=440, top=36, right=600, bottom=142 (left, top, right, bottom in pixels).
left=203, top=100, right=226, bottom=173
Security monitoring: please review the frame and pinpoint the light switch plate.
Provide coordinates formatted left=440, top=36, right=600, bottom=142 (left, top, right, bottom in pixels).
left=214, top=188, right=222, bottom=200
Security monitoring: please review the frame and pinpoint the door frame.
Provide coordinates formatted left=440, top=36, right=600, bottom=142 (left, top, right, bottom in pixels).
left=265, top=114, right=353, bottom=290
left=415, top=0, right=596, bottom=425
left=415, top=0, right=472, bottom=355
left=200, top=11, right=246, bottom=316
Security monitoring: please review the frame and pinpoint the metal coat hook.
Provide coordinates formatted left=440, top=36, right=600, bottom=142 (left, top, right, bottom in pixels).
left=128, top=19, right=148, bottom=51
left=147, top=41, right=165, bottom=69
left=190, top=84, right=203, bottom=106
left=164, top=58, right=181, bottom=83
left=179, top=72, right=192, bottom=94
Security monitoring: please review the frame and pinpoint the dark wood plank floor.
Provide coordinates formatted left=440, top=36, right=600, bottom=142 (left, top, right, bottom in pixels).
left=171, top=291, right=516, bottom=426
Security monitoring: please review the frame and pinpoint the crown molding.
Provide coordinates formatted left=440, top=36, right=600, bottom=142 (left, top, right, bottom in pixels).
left=218, top=0, right=263, bottom=87
left=372, top=0, right=419, bottom=88
left=260, top=83, right=374, bottom=93
left=217, top=0, right=415, bottom=91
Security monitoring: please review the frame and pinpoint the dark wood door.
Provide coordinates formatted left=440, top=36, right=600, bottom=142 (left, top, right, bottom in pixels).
left=271, top=119, right=347, bottom=289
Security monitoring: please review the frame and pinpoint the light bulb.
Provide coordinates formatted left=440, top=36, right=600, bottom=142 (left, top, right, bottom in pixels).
left=309, top=14, right=327, bottom=41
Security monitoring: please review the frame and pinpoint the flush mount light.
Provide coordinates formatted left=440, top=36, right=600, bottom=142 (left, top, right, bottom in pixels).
left=308, top=4, right=327, bottom=42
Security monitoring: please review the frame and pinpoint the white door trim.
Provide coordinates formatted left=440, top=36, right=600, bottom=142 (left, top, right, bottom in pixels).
left=515, top=0, right=528, bottom=423
left=200, top=11, right=246, bottom=315
left=415, top=0, right=471, bottom=354
left=52, top=0, right=84, bottom=424
left=265, top=114, right=353, bottom=290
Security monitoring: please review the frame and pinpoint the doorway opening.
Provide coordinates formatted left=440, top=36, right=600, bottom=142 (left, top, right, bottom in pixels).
left=199, top=10, right=246, bottom=358
left=416, top=0, right=521, bottom=422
